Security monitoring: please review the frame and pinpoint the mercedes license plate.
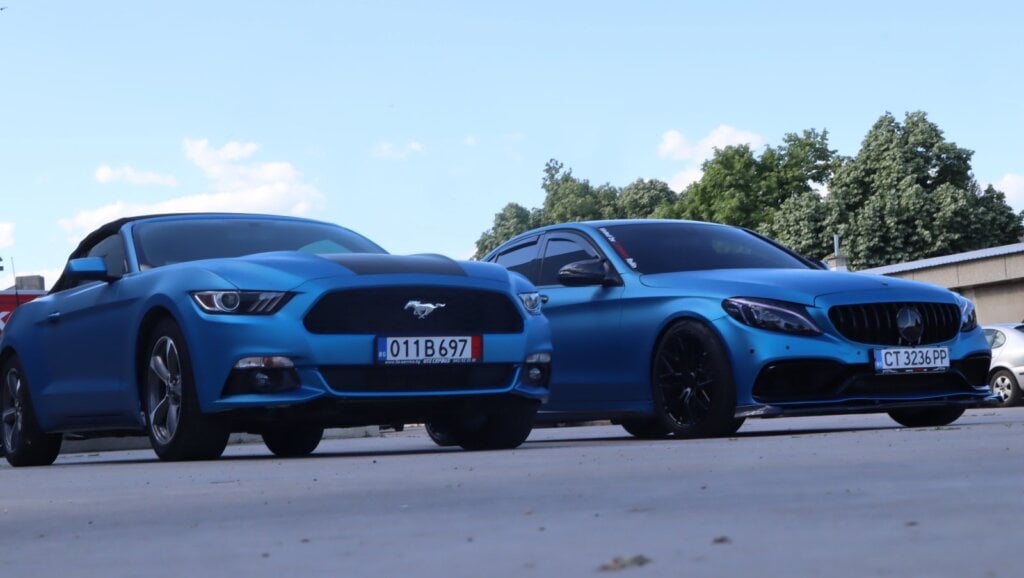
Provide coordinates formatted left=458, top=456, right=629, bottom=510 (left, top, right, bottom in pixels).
left=873, top=346, right=949, bottom=373
left=376, top=336, right=482, bottom=364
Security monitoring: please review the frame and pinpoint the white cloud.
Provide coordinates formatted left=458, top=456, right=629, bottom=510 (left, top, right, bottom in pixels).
left=996, top=173, right=1024, bottom=212
left=61, top=139, right=325, bottom=241
left=657, top=130, right=693, bottom=161
left=658, top=125, right=766, bottom=192
left=668, top=167, right=705, bottom=192
left=0, top=222, right=13, bottom=249
left=658, top=125, right=765, bottom=162
left=95, top=165, right=178, bottom=186
left=371, top=140, right=425, bottom=160
left=463, top=135, right=477, bottom=146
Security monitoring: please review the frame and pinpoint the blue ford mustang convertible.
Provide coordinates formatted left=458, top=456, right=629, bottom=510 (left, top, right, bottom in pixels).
left=1, top=213, right=551, bottom=466
left=482, top=219, right=994, bottom=439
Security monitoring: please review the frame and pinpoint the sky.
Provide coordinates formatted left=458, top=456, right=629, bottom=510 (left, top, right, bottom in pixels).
left=2, top=1, right=1023, bottom=289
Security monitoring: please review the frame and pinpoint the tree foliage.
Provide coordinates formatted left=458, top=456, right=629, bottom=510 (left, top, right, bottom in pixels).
left=827, top=111, right=1022, bottom=268
left=474, top=159, right=677, bottom=257
left=474, top=113, right=1022, bottom=267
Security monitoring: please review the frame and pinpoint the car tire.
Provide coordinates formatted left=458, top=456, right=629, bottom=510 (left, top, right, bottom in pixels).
left=1, top=355, right=62, bottom=467
left=451, top=398, right=538, bottom=451
left=424, top=421, right=458, bottom=447
left=143, top=318, right=230, bottom=461
left=989, top=369, right=1022, bottom=407
left=649, top=320, right=745, bottom=438
left=887, top=406, right=966, bottom=428
left=262, top=424, right=324, bottom=457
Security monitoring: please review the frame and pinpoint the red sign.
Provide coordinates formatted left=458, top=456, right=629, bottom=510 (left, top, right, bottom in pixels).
left=0, top=291, right=45, bottom=336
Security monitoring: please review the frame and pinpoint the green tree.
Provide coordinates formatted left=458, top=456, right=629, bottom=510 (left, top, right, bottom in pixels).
left=474, top=202, right=535, bottom=258
left=617, top=178, right=676, bottom=218
left=669, top=129, right=838, bottom=234
left=674, top=144, right=763, bottom=229
left=760, top=191, right=831, bottom=260
left=827, top=111, right=1022, bottom=269
left=540, top=159, right=616, bottom=224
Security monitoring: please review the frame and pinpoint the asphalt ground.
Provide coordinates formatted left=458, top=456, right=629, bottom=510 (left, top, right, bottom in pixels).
left=2, top=408, right=1022, bottom=578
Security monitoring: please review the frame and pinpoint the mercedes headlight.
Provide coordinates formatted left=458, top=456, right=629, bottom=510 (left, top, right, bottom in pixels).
left=955, top=294, right=978, bottom=332
left=518, top=292, right=544, bottom=315
left=722, top=297, right=822, bottom=336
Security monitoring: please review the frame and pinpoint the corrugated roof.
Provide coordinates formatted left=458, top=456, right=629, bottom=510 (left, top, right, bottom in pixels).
left=861, top=242, right=1024, bottom=275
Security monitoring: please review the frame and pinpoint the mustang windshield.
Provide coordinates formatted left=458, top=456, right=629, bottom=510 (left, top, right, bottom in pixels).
left=600, top=222, right=813, bottom=274
left=133, top=218, right=387, bottom=269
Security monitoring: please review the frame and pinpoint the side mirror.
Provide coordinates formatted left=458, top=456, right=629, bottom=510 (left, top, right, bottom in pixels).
left=558, top=259, right=618, bottom=287
left=65, top=257, right=114, bottom=282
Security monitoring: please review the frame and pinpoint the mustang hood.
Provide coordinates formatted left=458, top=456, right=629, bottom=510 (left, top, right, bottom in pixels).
left=639, top=268, right=956, bottom=306
left=192, top=252, right=510, bottom=290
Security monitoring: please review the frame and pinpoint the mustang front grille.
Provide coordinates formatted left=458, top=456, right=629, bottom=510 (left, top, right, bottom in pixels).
left=827, top=302, right=960, bottom=345
left=304, top=287, right=524, bottom=335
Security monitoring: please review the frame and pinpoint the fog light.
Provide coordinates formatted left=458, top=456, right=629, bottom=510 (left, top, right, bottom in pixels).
left=528, top=367, right=544, bottom=382
left=223, top=359, right=300, bottom=396
left=522, top=352, right=551, bottom=387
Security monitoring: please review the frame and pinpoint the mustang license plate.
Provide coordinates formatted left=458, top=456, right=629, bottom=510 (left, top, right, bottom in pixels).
left=376, top=336, right=482, bottom=364
left=873, top=346, right=950, bottom=373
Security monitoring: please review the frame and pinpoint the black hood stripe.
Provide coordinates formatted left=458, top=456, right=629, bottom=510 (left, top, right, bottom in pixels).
left=323, top=253, right=467, bottom=276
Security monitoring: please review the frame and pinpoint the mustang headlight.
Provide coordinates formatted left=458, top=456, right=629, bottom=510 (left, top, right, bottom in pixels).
left=518, top=292, right=544, bottom=315
left=955, top=294, right=978, bottom=332
left=722, top=297, right=822, bottom=336
left=192, top=291, right=294, bottom=315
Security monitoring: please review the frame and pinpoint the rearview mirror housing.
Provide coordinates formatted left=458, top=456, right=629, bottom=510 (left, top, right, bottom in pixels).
left=65, top=257, right=114, bottom=282
left=558, top=259, right=620, bottom=287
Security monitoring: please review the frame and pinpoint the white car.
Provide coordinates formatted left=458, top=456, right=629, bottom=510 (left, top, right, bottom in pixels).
left=983, top=324, right=1024, bottom=406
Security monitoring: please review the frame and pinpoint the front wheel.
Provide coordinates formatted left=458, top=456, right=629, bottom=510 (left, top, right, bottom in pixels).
left=990, top=370, right=1022, bottom=407
left=451, top=398, right=538, bottom=451
left=648, top=320, right=744, bottom=438
left=888, top=406, right=966, bottom=428
left=424, top=421, right=458, bottom=447
left=143, top=319, right=230, bottom=461
left=2, top=355, right=62, bottom=467
left=262, top=424, right=324, bottom=457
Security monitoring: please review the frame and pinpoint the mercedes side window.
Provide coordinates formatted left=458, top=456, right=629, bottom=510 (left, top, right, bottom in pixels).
left=491, top=238, right=541, bottom=283
left=538, top=235, right=599, bottom=286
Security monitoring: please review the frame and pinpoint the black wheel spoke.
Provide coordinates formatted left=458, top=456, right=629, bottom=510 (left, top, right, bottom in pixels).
left=655, top=332, right=715, bottom=427
left=648, top=322, right=742, bottom=438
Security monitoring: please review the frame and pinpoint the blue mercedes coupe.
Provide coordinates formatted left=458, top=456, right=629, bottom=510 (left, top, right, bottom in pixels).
left=1, top=213, right=551, bottom=466
left=482, top=219, right=994, bottom=439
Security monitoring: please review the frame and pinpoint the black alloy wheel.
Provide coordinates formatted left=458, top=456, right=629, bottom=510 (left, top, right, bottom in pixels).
left=630, top=320, right=744, bottom=439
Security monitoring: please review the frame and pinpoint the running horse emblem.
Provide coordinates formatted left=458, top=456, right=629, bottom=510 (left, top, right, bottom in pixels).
left=404, top=300, right=446, bottom=319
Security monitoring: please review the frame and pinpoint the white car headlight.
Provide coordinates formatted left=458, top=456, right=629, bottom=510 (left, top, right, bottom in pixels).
left=722, top=297, right=822, bottom=336
left=518, top=292, right=544, bottom=315
left=192, top=291, right=293, bottom=314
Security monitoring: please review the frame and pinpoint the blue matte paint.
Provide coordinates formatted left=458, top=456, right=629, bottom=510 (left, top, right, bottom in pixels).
left=0, top=214, right=551, bottom=434
left=485, top=220, right=995, bottom=425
